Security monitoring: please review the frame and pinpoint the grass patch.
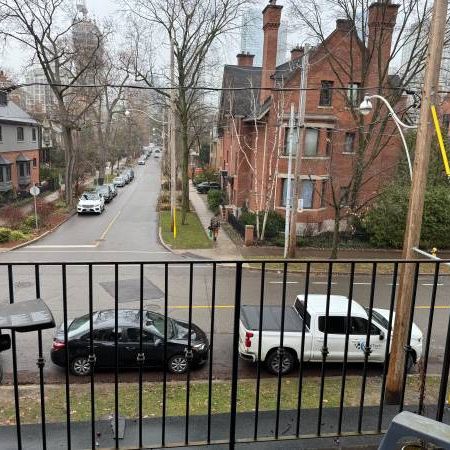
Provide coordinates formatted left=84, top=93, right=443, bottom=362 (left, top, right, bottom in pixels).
left=160, top=210, right=213, bottom=249
left=245, top=257, right=450, bottom=275
left=0, top=375, right=439, bottom=425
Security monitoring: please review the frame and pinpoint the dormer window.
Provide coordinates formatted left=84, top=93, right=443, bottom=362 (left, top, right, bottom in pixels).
left=0, top=91, right=7, bottom=106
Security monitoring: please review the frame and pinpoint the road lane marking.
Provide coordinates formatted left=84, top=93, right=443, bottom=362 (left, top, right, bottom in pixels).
left=269, top=281, right=299, bottom=285
left=416, top=305, right=450, bottom=309
left=99, top=210, right=122, bottom=241
left=422, top=283, right=444, bottom=286
left=353, top=282, right=372, bottom=285
left=169, top=305, right=234, bottom=309
left=312, top=282, right=337, bottom=285
left=27, top=244, right=98, bottom=248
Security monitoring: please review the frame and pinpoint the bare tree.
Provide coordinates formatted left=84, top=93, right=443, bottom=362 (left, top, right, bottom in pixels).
left=127, top=0, right=249, bottom=224
left=289, top=0, right=436, bottom=257
left=0, top=0, right=106, bottom=204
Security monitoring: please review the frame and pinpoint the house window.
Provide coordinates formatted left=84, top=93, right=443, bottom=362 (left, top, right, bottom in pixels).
left=347, top=82, right=361, bottom=106
left=344, top=132, right=356, bottom=153
left=301, top=180, right=314, bottom=209
left=443, top=114, right=450, bottom=133
left=32, top=128, right=37, bottom=141
left=0, top=166, right=11, bottom=183
left=304, top=128, right=319, bottom=156
left=33, top=158, right=37, bottom=168
left=320, top=181, right=327, bottom=207
left=17, top=127, right=24, bottom=142
left=18, top=162, right=30, bottom=177
left=0, top=91, right=6, bottom=106
left=325, top=129, right=333, bottom=155
left=341, top=185, right=350, bottom=206
left=283, top=127, right=298, bottom=155
left=281, top=178, right=294, bottom=207
left=319, top=81, right=333, bottom=107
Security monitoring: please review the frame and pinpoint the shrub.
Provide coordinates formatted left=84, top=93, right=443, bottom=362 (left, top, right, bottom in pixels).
left=36, top=200, right=56, bottom=226
left=20, top=215, right=37, bottom=233
left=0, top=227, right=12, bottom=243
left=1, top=205, right=25, bottom=229
left=238, top=210, right=285, bottom=240
left=10, top=230, right=29, bottom=241
left=207, top=190, right=224, bottom=213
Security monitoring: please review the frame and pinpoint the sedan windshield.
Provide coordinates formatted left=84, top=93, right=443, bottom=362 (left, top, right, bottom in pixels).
left=81, top=192, right=99, bottom=200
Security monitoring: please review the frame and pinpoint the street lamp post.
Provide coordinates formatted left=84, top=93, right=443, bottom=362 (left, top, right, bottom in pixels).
left=359, top=94, right=416, bottom=180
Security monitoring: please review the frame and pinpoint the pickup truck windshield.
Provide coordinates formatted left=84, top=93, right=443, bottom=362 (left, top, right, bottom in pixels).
left=365, top=308, right=389, bottom=330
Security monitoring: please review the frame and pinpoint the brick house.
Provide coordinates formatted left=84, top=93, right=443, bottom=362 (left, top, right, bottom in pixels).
left=216, top=1, right=403, bottom=235
left=0, top=89, right=40, bottom=195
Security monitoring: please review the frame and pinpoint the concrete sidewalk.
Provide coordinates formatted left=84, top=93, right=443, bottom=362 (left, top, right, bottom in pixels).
left=188, top=182, right=241, bottom=260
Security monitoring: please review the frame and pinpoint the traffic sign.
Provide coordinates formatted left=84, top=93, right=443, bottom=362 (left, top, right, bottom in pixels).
left=30, top=186, right=40, bottom=197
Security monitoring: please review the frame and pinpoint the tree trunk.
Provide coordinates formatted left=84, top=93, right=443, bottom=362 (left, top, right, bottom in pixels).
left=181, top=117, right=190, bottom=225
left=62, top=127, right=75, bottom=206
left=330, top=210, right=341, bottom=259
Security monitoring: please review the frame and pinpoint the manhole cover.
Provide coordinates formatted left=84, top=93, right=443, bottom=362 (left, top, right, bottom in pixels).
left=14, top=281, right=34, bottom=289
left=100, top=278, right=164, bottom=304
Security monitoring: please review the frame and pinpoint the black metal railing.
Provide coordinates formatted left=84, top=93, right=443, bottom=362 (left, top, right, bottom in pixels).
left=0, top=259, right=449, bottom=449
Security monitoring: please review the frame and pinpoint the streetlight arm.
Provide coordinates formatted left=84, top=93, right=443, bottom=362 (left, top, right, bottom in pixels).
left=365, top=95, right=417, bottom=129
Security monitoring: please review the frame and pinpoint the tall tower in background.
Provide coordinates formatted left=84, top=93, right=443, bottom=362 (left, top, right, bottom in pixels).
left=76, top=0, right=88, bottom=16
left=240, top=6, right=288, bottom=66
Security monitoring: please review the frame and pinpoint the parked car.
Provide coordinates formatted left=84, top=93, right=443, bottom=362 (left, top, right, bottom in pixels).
left=154, top=149, right=161, bottom=158
left=239, top=295, right=423, bottom=375
left=113, top=176, right=126, bottom=187
left=51, top=309, right=209, bottom=376
left=96, top=185, right=113, bottom=203
left=138, top=159, right=145, bottom=165
left=107, top=183, right=118, bottom=198
left=121, top=172, right=131, bottom=184
left=126, top=168, right=135, bottom=181
left=77, top=191, right=105, bottom=215
left=196, top=181, right=221, bottom=194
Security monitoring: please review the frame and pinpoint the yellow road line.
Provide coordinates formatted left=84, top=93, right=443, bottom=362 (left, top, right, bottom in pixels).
left=416, top=305, right=450, bottom=309
left=98, top=210, right=121, bottom=242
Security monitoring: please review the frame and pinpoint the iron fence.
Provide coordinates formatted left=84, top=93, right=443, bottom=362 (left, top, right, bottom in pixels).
left=227, top=213, right=245, bottom=237
left=0, top=259, right=449, bottom=449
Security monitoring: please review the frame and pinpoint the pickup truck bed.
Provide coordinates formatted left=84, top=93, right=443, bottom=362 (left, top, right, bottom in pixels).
left=241, top=305, right=305, bottom=332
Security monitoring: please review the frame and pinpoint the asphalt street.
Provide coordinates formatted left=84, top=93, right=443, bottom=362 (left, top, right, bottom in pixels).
left=0, top=158, right=449, bottom=385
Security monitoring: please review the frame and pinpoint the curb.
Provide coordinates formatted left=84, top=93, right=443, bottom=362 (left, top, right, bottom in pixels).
left=158, top=224, right=177, bottom=254
left=1, top=210, right=76, bottom=253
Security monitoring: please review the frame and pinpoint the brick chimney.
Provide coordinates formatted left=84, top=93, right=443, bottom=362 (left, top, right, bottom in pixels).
left=261, top=0, right=283, bottom=102
left=367, top=2, right=399, bottom=84
left=336, top=19, right=353, bottom=32
left=290, top=46, right=304, bottom=61
left=237, top=52, right=255, bottom=67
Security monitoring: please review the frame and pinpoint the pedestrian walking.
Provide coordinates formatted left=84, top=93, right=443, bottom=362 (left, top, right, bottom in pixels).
left=209, top=216, right=221, bottom=241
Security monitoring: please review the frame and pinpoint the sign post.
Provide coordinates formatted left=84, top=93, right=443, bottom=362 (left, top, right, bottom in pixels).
left=29, top=186, right=40, bottom=230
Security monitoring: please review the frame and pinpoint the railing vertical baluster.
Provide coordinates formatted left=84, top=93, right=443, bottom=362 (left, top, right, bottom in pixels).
left=419, top=262, right=440, bottom=416
left=88, top=264, right=95, bottom=450
left=207, top=262, right=217, bottom=444
left=275, top=262, right=288, bottom=439
left=229, top=262, right=243, bottom=450
left=377, top=262, right=398, bottom=432
left=254, top=262, right=266, bottom=440
left=185, top=263, right=194, bottom=445
left=399, top=262, right=420, bottom=411
left=317, top=262, right=333, bottom=436
left=437, top=268, right=450, bottom=421
left=296, top=262, right=311, bottom=437
left=61, top=264, right=71, bottom=450
left=138, top=263, right=144, bottom=448
left=34, top=264, right=47, bottom=449
left=337, top=262, right=355, bottom=435
left=8, top=265, right=22, bottom=450
left=162, top=263, right=168, bottom=446
left=114, top=263, right=119, bottom=449
left=357, top=262, right=378, bottom=433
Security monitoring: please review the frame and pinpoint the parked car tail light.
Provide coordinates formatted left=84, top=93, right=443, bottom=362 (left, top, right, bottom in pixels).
left=245, top=331, right=254, bottom=348
left=52, top=339, right=65, bottom=350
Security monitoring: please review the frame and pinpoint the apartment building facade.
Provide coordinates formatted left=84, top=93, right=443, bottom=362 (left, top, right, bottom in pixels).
left=217, top=1, right=402, bottom=234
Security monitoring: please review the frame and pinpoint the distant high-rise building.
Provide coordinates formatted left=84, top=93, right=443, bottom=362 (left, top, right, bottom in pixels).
left=240, top=6, right=288, bottom=66
left=23, top=66, right=56, bottom=115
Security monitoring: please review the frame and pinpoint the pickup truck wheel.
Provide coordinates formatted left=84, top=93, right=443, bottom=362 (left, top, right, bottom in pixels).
left=266, top=349, right=295, bottom=375
left=406, top=353, right=415, bottom=373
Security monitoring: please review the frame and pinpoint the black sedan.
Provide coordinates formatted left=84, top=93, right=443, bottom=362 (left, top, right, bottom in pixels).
left=196, top=181, right=221, bottom=194
left=96, top=185, right=113, bottom=203
left=51, top=309, right=209, bottom=376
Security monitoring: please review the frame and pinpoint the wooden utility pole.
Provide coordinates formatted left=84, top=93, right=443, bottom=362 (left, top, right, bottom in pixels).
left=385, top=0, right=448, bottom=403
left=169, top=38, right=177, bottom=232
left=287, top=46, right=309, bottom=258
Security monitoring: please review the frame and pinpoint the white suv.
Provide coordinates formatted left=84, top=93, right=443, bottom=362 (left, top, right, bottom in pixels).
left=77, top=192, right=105, bottom=215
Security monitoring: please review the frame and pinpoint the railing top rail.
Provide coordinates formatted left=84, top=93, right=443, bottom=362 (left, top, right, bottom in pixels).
left=0, top=258, right=449, bottom=266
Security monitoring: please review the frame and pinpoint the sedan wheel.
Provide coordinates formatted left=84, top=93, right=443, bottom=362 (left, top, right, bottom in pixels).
left=266, top=349, right=295, bottom=375
left=70, top=356, right=91, bottom=376
left=168, top=355, right=188, bottom=374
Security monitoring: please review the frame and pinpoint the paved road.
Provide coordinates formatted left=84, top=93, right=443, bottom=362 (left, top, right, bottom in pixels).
left=0, top=158, right=449, bottom=383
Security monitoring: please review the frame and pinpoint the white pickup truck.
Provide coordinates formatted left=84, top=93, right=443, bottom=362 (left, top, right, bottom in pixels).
left=239, top=295, right=423, bottom=375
